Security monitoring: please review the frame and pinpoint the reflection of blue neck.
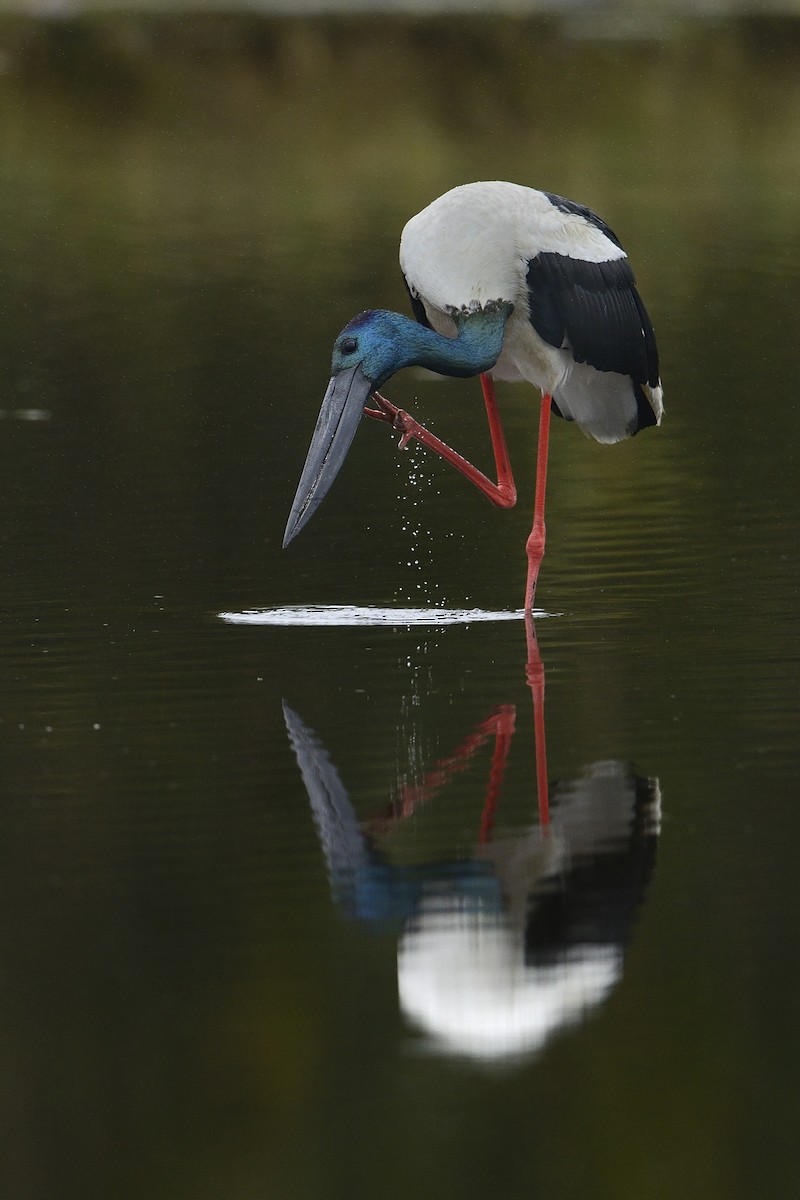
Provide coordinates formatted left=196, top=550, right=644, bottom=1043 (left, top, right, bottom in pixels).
left=339, top=859, right=503, bottom=926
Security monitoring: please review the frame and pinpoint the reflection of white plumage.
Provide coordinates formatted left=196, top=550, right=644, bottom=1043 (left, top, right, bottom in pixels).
left=397, top=762, right=661, bottom=1061
left=398, top=902, right=621, bottom=1062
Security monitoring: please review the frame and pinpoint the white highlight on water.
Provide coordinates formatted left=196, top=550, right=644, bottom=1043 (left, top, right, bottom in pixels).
left=218, top=605, right=548, bottom=627
left=0, top=408, right=51, bottom=421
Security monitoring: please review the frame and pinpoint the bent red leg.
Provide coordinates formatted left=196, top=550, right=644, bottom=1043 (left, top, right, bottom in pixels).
left=364, top=376, right=517, bottom=509
left=478, top=373, right=516, bottom=507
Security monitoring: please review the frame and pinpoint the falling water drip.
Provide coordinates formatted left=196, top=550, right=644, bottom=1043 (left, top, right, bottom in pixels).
left=394, top=447, right=448, bottom=608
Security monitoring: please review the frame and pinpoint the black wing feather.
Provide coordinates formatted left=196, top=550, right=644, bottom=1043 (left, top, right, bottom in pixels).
left=403, top=274, right=433, bottom=329
left=526, top=252, right=660, bottom=389
left=543, top=192, right=625, bottom=250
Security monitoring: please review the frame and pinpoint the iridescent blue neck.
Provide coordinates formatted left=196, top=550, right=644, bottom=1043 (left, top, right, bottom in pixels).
left=346, top=303, right=513, bottom=387
left=410, top=304, right=512, bottom=379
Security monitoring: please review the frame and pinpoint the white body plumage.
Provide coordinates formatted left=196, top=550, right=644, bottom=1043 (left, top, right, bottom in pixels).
left=400, top=181, right=663, bottom=444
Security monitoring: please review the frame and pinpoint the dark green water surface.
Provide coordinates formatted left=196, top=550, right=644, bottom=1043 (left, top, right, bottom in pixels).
left=0, top=15, right=798, bottom=1199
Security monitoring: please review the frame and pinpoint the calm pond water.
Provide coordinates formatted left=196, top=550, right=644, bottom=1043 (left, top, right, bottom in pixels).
left=0, top=14, right=798, bottom=1199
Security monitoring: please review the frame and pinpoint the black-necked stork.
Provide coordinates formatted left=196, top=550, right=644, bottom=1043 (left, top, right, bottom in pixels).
left=283, top=181, right=663, bottom=609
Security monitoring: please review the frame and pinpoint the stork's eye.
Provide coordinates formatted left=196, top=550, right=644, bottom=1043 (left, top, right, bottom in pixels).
left=341, top=337, right=358, bottom=355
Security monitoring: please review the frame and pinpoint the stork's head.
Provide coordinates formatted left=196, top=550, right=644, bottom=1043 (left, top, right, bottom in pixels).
left=330, top=310, right=412, bottom=386
left=282, top=303, right=510, bottom=548
left=282, top=310, right=413, bottom=548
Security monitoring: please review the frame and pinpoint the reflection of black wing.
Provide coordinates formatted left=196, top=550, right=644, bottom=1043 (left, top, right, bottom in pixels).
left=282, top=702, right=369, bottom=880
left=525, top=762, right=660, bottom=967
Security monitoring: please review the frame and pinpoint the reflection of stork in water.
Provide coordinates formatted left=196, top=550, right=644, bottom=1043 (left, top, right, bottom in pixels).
left=283, top=626, right=661, bottom=1061
left=397, top=761, right=659, bottom=1059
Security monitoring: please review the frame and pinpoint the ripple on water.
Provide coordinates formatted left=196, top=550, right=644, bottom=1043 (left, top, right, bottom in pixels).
left=218, top=605, right=552, bottom=627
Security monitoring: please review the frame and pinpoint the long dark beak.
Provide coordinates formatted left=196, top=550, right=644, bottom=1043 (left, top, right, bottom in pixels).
left=282, top=363, right=374, bottom=548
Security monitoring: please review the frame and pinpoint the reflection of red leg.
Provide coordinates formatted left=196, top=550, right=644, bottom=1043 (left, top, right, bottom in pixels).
left=477, top=706, right=516, bottom=844
left=366, top=706, right=516, bottom=839
left=525, top=612, right=550, bottom=828
left=525, top=393, right=552, bottom=612
left=365, top=374, right=517, bottom=508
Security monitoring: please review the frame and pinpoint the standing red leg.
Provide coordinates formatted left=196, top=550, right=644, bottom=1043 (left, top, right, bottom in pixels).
left=524, top=393, right=552, bottom=612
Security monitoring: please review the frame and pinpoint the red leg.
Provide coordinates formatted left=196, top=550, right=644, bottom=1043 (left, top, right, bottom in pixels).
left=365, top=373, right=517, bottom=509
left=477, top=373, right=516, bottom=507
left=524, top=393, right=552, bottom=612
left=477, top=705, right=516, bottom=845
